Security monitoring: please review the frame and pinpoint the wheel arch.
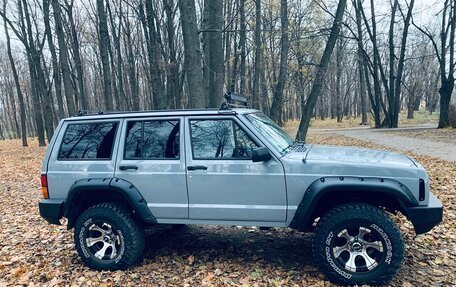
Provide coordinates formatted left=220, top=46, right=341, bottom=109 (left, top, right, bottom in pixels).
left=289, top=176, right=418, bottom=231
left=65, top=178, right=157, bottom=229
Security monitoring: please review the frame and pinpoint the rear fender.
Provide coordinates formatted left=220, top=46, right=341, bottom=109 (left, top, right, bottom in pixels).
left=65, top=177, right=157, bottom=229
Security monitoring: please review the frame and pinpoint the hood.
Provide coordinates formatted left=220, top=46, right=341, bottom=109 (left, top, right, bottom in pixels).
left=288, top=144, right=417, bottom=168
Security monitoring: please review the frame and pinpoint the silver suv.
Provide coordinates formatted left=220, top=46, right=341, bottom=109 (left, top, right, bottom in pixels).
left=39, top=105, right=442, bottom=286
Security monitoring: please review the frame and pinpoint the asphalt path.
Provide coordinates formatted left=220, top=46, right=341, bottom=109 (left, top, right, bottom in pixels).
left=312, top=126, right=456, bottom=161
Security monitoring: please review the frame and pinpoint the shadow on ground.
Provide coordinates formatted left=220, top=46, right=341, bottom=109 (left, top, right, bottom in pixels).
left=144, top=225, right=315, bottom=271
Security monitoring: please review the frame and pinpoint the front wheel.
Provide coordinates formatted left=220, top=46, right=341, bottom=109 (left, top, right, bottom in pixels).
left=313, top=203, right=404, bottom=286
left=74, top=203, right=145, bottom=270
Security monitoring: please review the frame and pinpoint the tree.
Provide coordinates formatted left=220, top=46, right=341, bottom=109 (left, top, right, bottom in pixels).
left=63, top=0, right=87, bottom=110
left=296, top=0, right=347, bottom=141
left=414, top=0, right=455, bottom=128
left=202, top=0, right=224, bottom=108
left=1, top=0, right=48, bottom=146
left=96, top=0, right=113, bottom=110
left=178, top=0, right=205, bottom=108
left=353, top=0, right=368, bottom=125
left=251, top=0, right=262, bottom=110
left=269, top=0, right=289, bottom=125
left=3, top=14, right=27, bottom=146
left=52, top=0, right=76, bottom=116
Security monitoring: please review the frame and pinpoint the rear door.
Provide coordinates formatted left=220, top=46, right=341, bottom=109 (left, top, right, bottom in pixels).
left=115, top=116, right=188, bottom=219
left=185, top=115, right=287, bottom=222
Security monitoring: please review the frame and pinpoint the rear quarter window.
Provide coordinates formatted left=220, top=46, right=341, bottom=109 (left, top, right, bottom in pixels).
left=58, top=122, right=118, bottom=160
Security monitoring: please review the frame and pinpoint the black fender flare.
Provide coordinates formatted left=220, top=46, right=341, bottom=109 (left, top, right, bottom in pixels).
left=289, top=176, right=418, bottom=231
left=65, top=177, right=157, bottom=229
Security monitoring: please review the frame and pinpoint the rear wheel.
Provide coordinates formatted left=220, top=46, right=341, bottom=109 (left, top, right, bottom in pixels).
left=74, top=203, right=145, bottom=270
left=312, top=203, right=404, bottom=286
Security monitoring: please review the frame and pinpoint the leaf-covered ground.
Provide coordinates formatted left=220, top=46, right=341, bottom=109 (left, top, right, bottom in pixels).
left=0, top=135, right=454, bottom=287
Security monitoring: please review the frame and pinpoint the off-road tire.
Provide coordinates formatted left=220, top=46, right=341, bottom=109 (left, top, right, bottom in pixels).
left=312, top=203, right=404, bottom=286
left=74, top=202, right=145, bottom=270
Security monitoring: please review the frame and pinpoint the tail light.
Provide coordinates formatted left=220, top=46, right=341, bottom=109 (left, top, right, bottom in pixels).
left=41, top=174, right=49, bottom=199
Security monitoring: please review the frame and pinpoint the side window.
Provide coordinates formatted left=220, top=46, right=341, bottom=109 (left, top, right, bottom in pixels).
left=190, top=119, right=259, bottom=159
left=58, top=122, right=118, bottom=160
left=124, top=120, right=180, bottom=159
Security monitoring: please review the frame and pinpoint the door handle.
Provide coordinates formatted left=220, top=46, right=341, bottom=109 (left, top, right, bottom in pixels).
left=187, top=165, right=208, bottom=171
left=119, top=165, right=138, bottom=171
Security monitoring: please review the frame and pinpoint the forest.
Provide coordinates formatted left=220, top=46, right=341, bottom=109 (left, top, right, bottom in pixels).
left=0, top=0, right=455, bottom=146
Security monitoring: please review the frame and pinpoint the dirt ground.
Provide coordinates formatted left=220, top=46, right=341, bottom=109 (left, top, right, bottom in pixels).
left=0, top=136, right=454, bottom=287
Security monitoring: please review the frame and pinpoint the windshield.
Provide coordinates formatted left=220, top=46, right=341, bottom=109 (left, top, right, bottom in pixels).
left=245, top=112, right=294, bottom=154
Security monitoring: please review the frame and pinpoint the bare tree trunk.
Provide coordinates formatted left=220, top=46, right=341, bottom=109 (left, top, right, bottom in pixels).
left=4, top=14, right=27, bottom=146
left=296, top=0, right=347, bottom=141
left=178, top=0, right=205, bottom=108
left=96, top=0, right=113, bottom=110
left=252, top=0, right=261, bottom=110
left=144, top=0, right=164, bottom=109
left=239, top=0, right=246, bottom=94
left=43, top=0, right=64, bottom=120
left=270, top=0, right=289, bottom=125
left=203, top=0, right=224, bottom=107
left=335, top=37, right=343, bottom=123
left=123, top=10, right=139, bottom=110
left=229, top=15, right=239, bottom=92
left=354, top=0, right=368, bottom=125
left=386, top=0, right=398, bottom=128
left=164, top=0, right=180, bottom=108
left=64, top=0, right=87, bottom=110
left=359, top=0, right=383, bottom=127
left=52, top=0, right=76, bottom=116
left=391, top=0, right=415, bottom=127
left=438, top=0, right=455, bottom=128
left=224, top=0, right=232, bottom=91
left=107, top=1, right=127, bottom=110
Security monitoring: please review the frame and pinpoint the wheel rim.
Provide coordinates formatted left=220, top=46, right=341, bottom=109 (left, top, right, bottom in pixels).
left=85, top=222, right=122, bottom=261
left=331, top=226, right=385, bottom=273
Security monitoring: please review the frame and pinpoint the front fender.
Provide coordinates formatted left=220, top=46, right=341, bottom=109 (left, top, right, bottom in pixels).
left=289, top=176, right=418, bottom=231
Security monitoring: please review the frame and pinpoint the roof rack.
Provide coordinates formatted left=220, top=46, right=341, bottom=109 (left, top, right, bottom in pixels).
left=220, top=92, right=249, bottom=110
left=77, top=110, right=105, bottom=116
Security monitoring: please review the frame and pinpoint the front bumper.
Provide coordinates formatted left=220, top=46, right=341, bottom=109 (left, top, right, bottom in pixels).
left=405, top=192, right=443, bottom=234
left=39, top=199, right=65, bottom=225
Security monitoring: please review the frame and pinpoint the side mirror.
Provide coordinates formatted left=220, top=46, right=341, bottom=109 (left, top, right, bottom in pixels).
left=252, top=147, right=272, bottom=162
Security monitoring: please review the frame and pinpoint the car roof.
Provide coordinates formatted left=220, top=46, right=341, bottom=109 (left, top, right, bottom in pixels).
left=64, top=108, right=259, bottom=121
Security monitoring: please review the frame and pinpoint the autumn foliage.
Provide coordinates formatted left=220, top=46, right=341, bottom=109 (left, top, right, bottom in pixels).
left=0, top=136, right=454, bottom=286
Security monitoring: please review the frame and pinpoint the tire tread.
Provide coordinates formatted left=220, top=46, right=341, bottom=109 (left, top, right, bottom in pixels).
left=312, top=203, right=404, bottom=286
left=74, top=202, right=145, bottom=270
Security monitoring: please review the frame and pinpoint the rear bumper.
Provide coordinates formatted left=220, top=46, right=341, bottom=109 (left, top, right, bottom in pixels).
left=39, top=199, right=65, bottom=225
left=405, top=192, right=443, bottom=234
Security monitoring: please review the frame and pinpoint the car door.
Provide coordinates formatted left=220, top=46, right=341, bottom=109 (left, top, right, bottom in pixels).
left=185, top=115, right=287, bottom=222
left=115, top=116, right=188, bottom=219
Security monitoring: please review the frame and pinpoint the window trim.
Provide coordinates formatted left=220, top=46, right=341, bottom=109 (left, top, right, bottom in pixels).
left=188, top=118, right=260, bottom=161
left=57, top=121, right=119, bottom=161
left=123, top=119, right=181, bottom=161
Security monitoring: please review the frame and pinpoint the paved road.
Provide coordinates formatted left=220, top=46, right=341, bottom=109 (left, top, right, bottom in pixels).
left=313, top=127, right=456, bottom=161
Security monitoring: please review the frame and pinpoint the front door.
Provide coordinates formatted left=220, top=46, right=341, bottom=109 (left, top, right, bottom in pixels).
left=185, top=116, right=287, bottom=222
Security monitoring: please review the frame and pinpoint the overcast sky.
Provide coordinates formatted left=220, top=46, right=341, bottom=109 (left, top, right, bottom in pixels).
left=0, top=0, right=445, bottom=55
